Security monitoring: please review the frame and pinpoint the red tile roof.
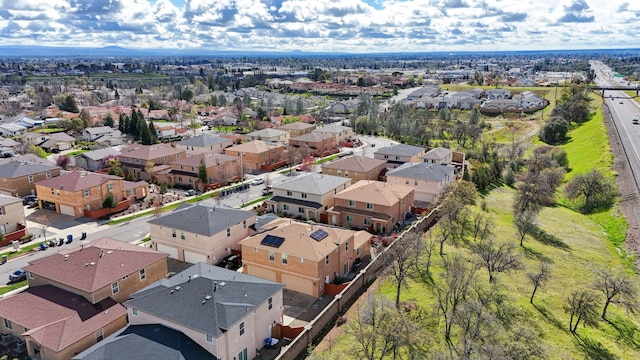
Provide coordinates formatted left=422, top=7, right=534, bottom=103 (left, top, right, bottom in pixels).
left=24, top=237, right=167, bottom=293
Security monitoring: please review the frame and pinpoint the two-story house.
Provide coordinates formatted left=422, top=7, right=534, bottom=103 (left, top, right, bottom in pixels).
left=176, top=133, right=234, bottom=155
left=327, top=180, right=414, bottom=234
left=265, top=173, right=351, bottom=221
left=312, top=123, right=354, bottom=143
left=277, top=122, right=316, bottom=137
left=118, top=144, right=186, bottom=181
left=35, top=171, right=147, bottom=218
left=148, top=203, right=256, bottom=265
left=0, top=238, right=167, bottom=360
left=321, top=155, right=387, bottom=182
left=374, top=144, right=426, bottom=169
left=116, top=263, right=283, bottom=360
left=386, top=162, right=456, bottom=205
left=0, top=194, right=27, bottom=245
left=224, top=140, right=286, bottom=172
left=246, top=128, right=290, bottom=143
left=83, top=126, right=117, bottom=142
left=0, top=160, right=61, bottom=197
left=159, top=153, right=239, bottom=189
left=289, top=132, right=336, bottom=157
left=75, top=148, right=121, bottom=172
left=421, top=146, right=453, bottom=164
left=240, top=218, right=372, bottom=297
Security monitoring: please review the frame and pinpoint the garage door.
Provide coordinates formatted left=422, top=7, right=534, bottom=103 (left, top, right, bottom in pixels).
left=156, top=244, right=178, bottom=259
left=59, top=204, right=75, bottom=217
left=249, top=267, right=277, bottom=282
left=282, top=274, right=314, bottom=296
left=184, top=251, right=208, bottom=265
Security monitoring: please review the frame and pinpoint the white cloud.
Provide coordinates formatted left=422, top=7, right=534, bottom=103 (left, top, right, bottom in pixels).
left=0, top=0, right=637, bottom=51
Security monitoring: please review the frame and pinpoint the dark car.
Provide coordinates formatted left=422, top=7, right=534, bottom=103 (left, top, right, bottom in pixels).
left=217, top=254, right=242, bottom=271
left=22, top=195, right=38, bottom=206
left=9, top=269, right=26, bottom=283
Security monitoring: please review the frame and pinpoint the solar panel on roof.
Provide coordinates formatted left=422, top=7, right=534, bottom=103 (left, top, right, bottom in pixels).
left=310, top=229, right=329, bottom=241
left=261, top=235, right=285, bottom=248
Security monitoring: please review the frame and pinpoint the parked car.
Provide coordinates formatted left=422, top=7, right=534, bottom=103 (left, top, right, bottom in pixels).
left=22, top=195, right=38, bottom=206
left=262, top=187, right=273, bottom=196
left=251, top=178, right=264, bottom=186
left=9, top=269, right=26, bottom=283
left=216, top=254, right=242, bottom=271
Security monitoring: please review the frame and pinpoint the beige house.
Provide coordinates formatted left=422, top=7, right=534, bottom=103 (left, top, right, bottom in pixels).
left=312, top=123, right=354, bottom=143
left=421, top=146, right=453, bottom=164
left=224, top=140, right=286, bottom=172
left=264, top=172, right=351, bottom=221
left=159, top=153, right=239, bottom=189
left=176, top=134, right=234, bottom=155
left=118, top=144, right=186, bottom=181
left=0, top=194, right=25, bottom=235
left=0, top=160, right=61, bottom=197
left=322, top=155, right=387, bottom=182
left=246, top=128, right=290, bottom=143
left=374, top=144, right=426, bottom=169
left=386, top=162, right=456, bottom=205
left=328, top=180, right=414, bottom=234
left=240, top=219, right=372, bottom=297
left=148, top=203, right=256, bottom=265
left=277, top=122, right=316, bottom=137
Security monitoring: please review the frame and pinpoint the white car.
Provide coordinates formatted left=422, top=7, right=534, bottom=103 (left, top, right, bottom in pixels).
left=251, top=178, right=264, bottom=186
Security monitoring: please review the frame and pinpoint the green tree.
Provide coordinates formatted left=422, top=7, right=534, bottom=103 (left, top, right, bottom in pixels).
left=148, top=120, right=158, bottom=144
left=103, top=113, right=115, bottom=128
left=565, top=170, right=617, bottom=213
left=60, top=94, right=79, bottom=112
left=197, top=158, right=209, bottom=185
left=539, top=116, right=569, bottom=145
left=102, top=192, right=117, bottom=209
left=79, top=109, right=91, bottom=128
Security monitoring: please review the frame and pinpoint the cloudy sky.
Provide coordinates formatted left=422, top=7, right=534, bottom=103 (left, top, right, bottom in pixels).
left=0, top=0, right=638, bottom=52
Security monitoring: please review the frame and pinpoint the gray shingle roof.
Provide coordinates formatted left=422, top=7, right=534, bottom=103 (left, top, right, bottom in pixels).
left=178, top=134, right=232, bottom=147
left=148, top=203, right=254, bottom=236
left=0, top=193, right=21, bottom=206
left=374, top=144, right=425, bottom=157
left=126, top=263, right=283, bottom=337
left=387, top=162, right=455, bottom=182
left=80, top=147, right=121, bottom=161
left=273, top=173, right=350, bottom=195
left=0, top=160, right=59, bottom=178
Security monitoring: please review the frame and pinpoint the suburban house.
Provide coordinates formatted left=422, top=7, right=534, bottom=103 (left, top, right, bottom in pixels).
left=0, top=194, right=27, bottom=243
left=0, top=160, right=61, bottom=197
left=224, top=140, right=286, bottom=172
left=289, top=132, right=336, bottom=157
left=240, top=218, right=372, bottom=297
left=118, top=144, right=185, bottom=181
left=312, top=123, right=354, bottom=143
left=265, top=172, right=351, bottom=221
left=480, top=99, right=519, bottom=114
left=35, top=171, right=147, bottom=218
left=121, top=263, right=283, bottom=360
left=22, top=132, right=49, bottom=146
left=24, top=237, right=168, bottom=304
left=327, top=180, right=414, bottom=233
left=148, top=203, right=256, bottom=265
left=0, top=285, right=127, bottom=360
left=386, top=162, right=456, bottom=205
left=39, top=132, right=76, bottom=152
left=246, top=128, right=290, bottom=143
left=374, top=144, right=426, bottom=169
left=82, top=126, right=118, bottom=142
left=158, top=153, right=239, bottom=189
left=0, top=123, right=27, bottom=136
left=72, top=324, right=217, bottom=360
left=176, top=133, right=234, bottom=155
left=75, top=148, right=121, bottom=172
left=321, top=155, right=387, bottom=182
left=277, top=122, right=316, bottom=137
left=484, top=88, right=511, bottom=100
left=421, top=146, right=453, bottom=164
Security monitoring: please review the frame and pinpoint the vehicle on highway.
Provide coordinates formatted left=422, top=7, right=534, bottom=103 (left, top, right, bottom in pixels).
left=251, top=178, right=264, bottom=186
left=620, top=100, right=624, bottom=104
left=633, top=117, right=639, bottom=125
left=9, top=269, right=26, bottom=283
left=216, top=254, right=242, bottom=271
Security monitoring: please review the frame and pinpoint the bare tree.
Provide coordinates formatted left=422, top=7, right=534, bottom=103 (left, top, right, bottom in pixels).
left=593, top=268, right=638, bottom=320
left=564, top=289, right=599, bottom=334
left=469, top=211, right=493, bottom=243
left=383, top=232, right=425, bottom=309
left=565, top=169, right=617, bottom=214
left=470, top=237, right=523, bottom=283
left=452, top=299, right=497, bottom=359
left=501, top=126, right=529, bottom=164
left=527, top=262, right=551, bottom=304
left=514, top=210, right=537, bottom=247
left=36, top=215, right=50, bottom=242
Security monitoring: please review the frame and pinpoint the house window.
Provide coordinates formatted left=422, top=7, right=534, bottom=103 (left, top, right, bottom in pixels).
left=132, top=308, right=138, bottom=315
left=227, top=228, right=231, bottom=237
left=269, top=250, right=275, bottom=262
left=395, top=156, right=399, bottom=160
left=239, top=322, right=245, bottom=336
left=178, top=176, right=183, bottom=182
left=299, top=257, right=304, bottom=263
left=96, top=328, right=104, bottom=342
left=287, top=191, right=292, bottom=196
left=344, top=171, right=349, bottom=176
left=111, top=282, right=119, bottom=295
left=51, top=188, right=54, bottom=195
left=243, top=220, right=246, bottom=228
left=345, top=242, right=349, bottom=251
left=28, top=272, right=33, bottom=279
left=172, top=229, right=176, bottom=238
left=239, top=348, right=248, bottom=360
left=405, top=180, right=409, bottom=185
left=337, top=170, right=341, bottom=176
left=188, top=178, right=193, bottom=183
left=282, top=253, right=288, bottom=265
left=414, top=180, right=418, bottom=186
left=348, top=200, right=356, bottom=207
left=366, top=203, right=374, bottom=210
left=283, top=204, right=289, bottom=211
left=364, top=218, right=371, bottom=225
left=139, top=268, right=146, bottom=281
left=298, top=207, right=304, bottom=213
left=191, top=166, right=195, bottom=171
left=28, top=175, right=33, bottom=183
left=268, top=297, right=273, bottom=310
left=180, top=231, right=185, bottom=240
left=46, top=171, right=51, bottom=179
left=206, top=334, right=213, bottom=343
left=301, top=193, right=307, bottom=199
left=108, top=183, right=114, bottom=191
left=4, top=319, right=11, bottom=330
left=346, top=215, right=353, bottom=222
left=0, top=208, right=3, bottom=216
left=357, top=247, right=362, bottom=256
left=180, top=165, right=184, bottom=170
left=163, top=156, right=168, bottom=162
left=83, top=189, right=90, bottom=197
left=384, top=155, right=389, bottom=159
left=325, top=255, right=330, bottom=265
